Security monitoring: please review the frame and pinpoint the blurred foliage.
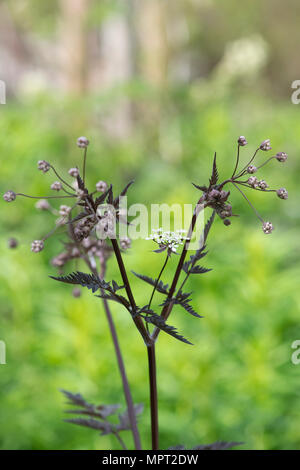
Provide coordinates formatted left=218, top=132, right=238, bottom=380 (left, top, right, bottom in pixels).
left=1, top=0, right=300, bottom=451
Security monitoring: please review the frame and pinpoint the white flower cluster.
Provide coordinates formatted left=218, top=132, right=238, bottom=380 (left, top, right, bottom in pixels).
left=146, top=228, right=189, bottom=254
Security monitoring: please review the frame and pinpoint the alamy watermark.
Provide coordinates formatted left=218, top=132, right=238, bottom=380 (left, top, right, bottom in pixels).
left=0, top=340, right=6, bottom=364
left=291, top=340, right=300, bottom=365
left=95, top=197, right=205, bottom=251
left=0, top=80, right=6, bottom=104
left=291, top=80, right=300, bottom=104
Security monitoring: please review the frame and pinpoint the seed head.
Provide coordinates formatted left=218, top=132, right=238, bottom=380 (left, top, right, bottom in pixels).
left=120, top=237, right=131, bottom=250
left=38, top=160, right=50, bottom=173
left=238, top=136, right=247, bottom=146
left=276, top=187, right=288, bottom=200
left=31, top=240, right=44, bottom=253
left=35, top=199, right=50, bottom=211
left=275, top=152, right=288, bottom=163
left=247, top=165, right=257, bottom=174
left=68, top=168, right=79, bottom=178
left=8, top=237, right=18, bottom=249
left=77, top=136, right=89, bottom=148
left=96, top=181, right=108, bottom=193
left=51, top=181, right=62, bottom=191
left=262, top=221, right=273, bottom=234
left=258, top=180, right=268, bottom=190
left=260, top=139, right=272, bottom=151
left=3, top=190, right=16, bottom=202
left=248, top=176, right=258, bottom=188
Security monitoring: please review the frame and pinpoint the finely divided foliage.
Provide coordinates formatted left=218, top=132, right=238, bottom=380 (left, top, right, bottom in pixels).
left=3, top=135, right=288, bottom=450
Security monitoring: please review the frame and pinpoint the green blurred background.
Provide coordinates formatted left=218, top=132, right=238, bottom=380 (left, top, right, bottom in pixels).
left=0, top=0, right=300, bottom=450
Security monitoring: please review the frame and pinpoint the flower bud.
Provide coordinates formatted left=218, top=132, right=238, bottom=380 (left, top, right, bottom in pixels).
left=35, top=199, right=50, bottom=211
left=51, top=181, right=62, bottom=191
left=260, top=139, right=272, bottom=151
left=77, top=136, right=89, bottom=148
left=59, top=205, right=71, bottom=217
left=3, top=190, right=16, bottom=202
left=248, top=176, right=258, bottom=188
left=31, top=240, right=44, bottom=253
left=207, top=189, right=220, bottom=201
left=275, top=152, right=288, bottom=163
left=96, top=181, right=108, bottom=193
left=247, top=165, right=257, bottom=174
left=68, top=168, right=79, bottom=178
left=8, top=237, right=18, bottom=249
left=72, top=288, right=81, bottom=298
left=276, top=188, right=288, bottom=200
left=219, top=190, right=230, bottom=201
left=38, top=160, right=50, bottom=173
left=224, top=219, right=231, bottom=226
left=120, top=237, right=131, bottom=250
left=258, top=180, right=268, bottom=190
left=238, top=136, right=247, bottom=146
left=262, top=221, right=273, bottom=234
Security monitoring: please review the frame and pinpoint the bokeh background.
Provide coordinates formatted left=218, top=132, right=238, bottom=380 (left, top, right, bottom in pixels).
left=0, top=0, right=300, bottom=450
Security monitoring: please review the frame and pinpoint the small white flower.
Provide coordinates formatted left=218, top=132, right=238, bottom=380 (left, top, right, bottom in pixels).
left=146, top=228, right=189, bottom=254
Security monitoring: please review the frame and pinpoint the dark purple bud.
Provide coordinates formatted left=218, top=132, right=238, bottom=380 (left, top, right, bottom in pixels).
left=238, top=136, right=247, bottom=146
left=51, top=181, right=62, bottom=191
left=247, top=165, right=257, bottom=174
left=3, top=191, right=16, bottom=202
left=77, top=136, right=89, bottom=148
left=248, top=176, right=258, bottom=188
left=258, top=180, right=268, bottom=190
left=276, top=188, right=288, bottom=200
left=8, top=237, right=18, bottom=249
left=259, top=139, right=272, bottom=151
left=219, top=190, right=230, bottom=201
left=38, top=160, right=50, bottom=173
left=275, top=152, right=288, bottom=163
left=31, top=240, right=44, bottom=253
left=224, top=219, right=231, bottom=226
left=208, top=189, right=220, bottom=200
left=262, top=221, right=273, bottom=234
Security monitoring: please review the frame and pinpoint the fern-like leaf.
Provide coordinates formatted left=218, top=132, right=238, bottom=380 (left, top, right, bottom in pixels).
left=209, top=152, right=218, bottom=186
left=113, top=180, right=134, bottom=209
left=144, top=313, right=192, bottom=345
left=132, top=271, right=169, bottom=295
left=50, top=271, right=102, bottom=293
